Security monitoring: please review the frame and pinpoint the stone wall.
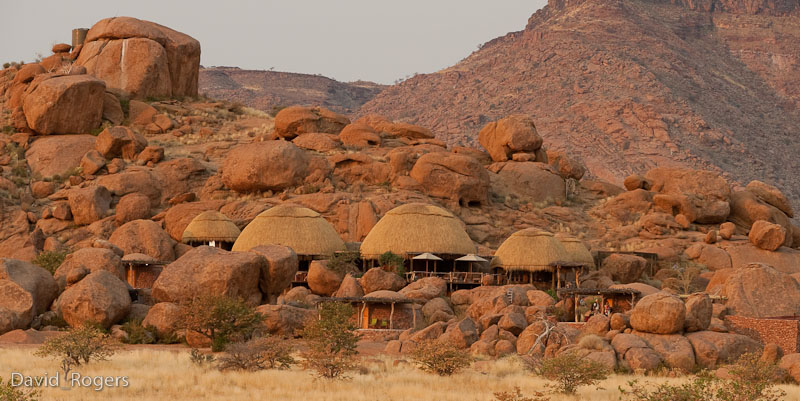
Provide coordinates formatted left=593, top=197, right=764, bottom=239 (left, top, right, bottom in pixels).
left=725, top=315, right=800, bottom=353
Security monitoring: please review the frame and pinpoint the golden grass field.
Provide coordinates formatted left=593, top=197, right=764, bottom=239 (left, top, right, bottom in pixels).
left=2, top=346, right=800, bottom=401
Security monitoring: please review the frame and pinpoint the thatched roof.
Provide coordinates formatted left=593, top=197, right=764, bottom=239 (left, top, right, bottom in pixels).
left=557, top=288, right=641, bottom=297
left=121, top=253, right=162, bottom=265
left=231, top=204, right=346, bottom=256
left=181, top=211, right=241, bottom=243
left=490, top=228, right=571, bottom=272
left=360, top=203, right=476, bottom=259
left=554, top=233, right=595, bottom=268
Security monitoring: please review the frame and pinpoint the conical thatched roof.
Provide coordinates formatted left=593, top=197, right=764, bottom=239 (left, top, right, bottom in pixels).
left=181, top=211, right=241, bottom=243
left=360, top=203, right=476, bottom=258
left=490, top=228, right=571, bottom=272
left=231, top=204, right=346, bottom=256
left=554, top=233, right=595, bottom=268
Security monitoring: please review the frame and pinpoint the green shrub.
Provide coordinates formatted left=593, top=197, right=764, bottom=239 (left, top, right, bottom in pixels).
left=538, top=352, right=609, bottom=394
left=180, top=295, right=264, bottom=352
left=301, top=302, right=360, bottom=379
left=327, top=251, right=360, bottom=276
left=410, top=339, right=472, bottom=376
left=34, top=325, right=117, bottom=376
left=217, top=336, right=295, bottom=371
left=120, top=319, right=157, bottom=344
left=0, top=377, right=39, bottom=401
left=379, top=251, right=405, bottom=275
left=31, top=250, right=68, bottom=275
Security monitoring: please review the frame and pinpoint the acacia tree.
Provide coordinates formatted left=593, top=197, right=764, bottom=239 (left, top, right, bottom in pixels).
left=34, top=325, right=117, bottom=377
left=301, top=302, right=360, bottom=379
left=180, top=295, right=264, bottom=352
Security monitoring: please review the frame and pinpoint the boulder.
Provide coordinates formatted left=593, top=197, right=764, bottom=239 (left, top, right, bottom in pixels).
left=162, top=200, right=225, bottom=241
left=686, top=331, right=762, bottom=369
left=478, top=115, right=543, bottom=162
left=76, top=17, right=200, bottom=98
left=409, top=321, right=447, bottom=343
left=26, top=135, right=96, bottom=178
left=0, top=259, right=58, bottom=318
left=610, top=313, right=630, bottom=331
left=292, top=133, right=340, bottom=152
left=23, top=75, right=105, bottom=134
left=248, top=245, right=299, bottom=304
left=489, top=162, right=566, bottom=205
left=339, top=123, right=381, bottom=148
left=746, top=180, right=793, bottom=218
left=410, top=152, right=489, bottom=206
left=96, top=169, right=161, bottom=207
left=80, top=150, right=106, bottom=175
left=761, top=343, right=783, bottom=364
left=14, top=64, right=46, bottom=84
left=729, top=190, right=793, bottom=247
left=609, top=282, right=660, bottom=297
left=110, top=219, right=176, bottom=262
left=645, top=168, right=731, bottom=224
left=624, top=175, right=651, bottom=191
left=0, top=280, right=35, bottom=334
left=398, top=277, right=447, bottom=302
left=58, top=271, right=131, bottom=328
left=68, top=186, right=111, bottom=226
left=359, top=267, right=406, bottom=295
left=257, top=304, right=316, bottom=337
left=723, top=263, right=800, bottom=317
left=274, top=106, right=350, bottom=139
left=723, top=242, right=800, bottom=273
left=152, top=246, right=263, bottom=305
left=583, top=314, right=610, bottom=336
left=221, top=141, right=309, bottom=192
left=546, top=150, right=586, bottom=180
left=142, top=302, right=182, bottom=338
left=422, top=297, right=454, bottom=324
left=440, top=317, right=479, bottom=349
left=333, top=274, right=364, bottom=298
left=630, top=292, right=686, bottom=334
left=611, top=333, right=662, bottom=371
left=780, top=353, right=800, bottom=383
left=527, top=290, right=556, bottom=307
left=684, top=243, right=732, bottom=271
left=749, top=220, right=786, bottom=251
left=580, top=270, right=615, bottom=289
left=601, top=254, right=648, bottom=284
left=633, top=331, right=696, bottom=371
left=307, top=260, right=343, bottom=296
left=115, top=193, right=152, bottom=225
left=684, top=293, right=712, bottom=332
left=95, top=126, right=148, bottom=160
left=498, top=312, right=528, bottom=336
left=53, top=248, right=125, bottom=292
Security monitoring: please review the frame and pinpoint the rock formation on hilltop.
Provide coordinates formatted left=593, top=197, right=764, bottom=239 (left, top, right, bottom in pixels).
left=359, top=0, right=800, bottom=206
left=199, top=67, right=385, bottom=114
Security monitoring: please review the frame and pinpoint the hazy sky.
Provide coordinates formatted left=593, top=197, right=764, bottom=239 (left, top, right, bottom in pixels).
left=1, top=0, right=546, bottom=84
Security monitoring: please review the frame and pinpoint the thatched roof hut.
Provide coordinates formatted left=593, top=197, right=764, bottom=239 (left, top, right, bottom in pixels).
left=231, top=204, right=345, bottom=256
left=490, top=228, right=570, bottom=272
left=181, top=211, right=241, bottom=244
left=554, top=233, right=595, bottom=268
left=360, top=203, right=476, bottom=259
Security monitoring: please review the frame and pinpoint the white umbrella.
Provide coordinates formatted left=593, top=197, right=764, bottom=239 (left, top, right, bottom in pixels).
left=455, top=254, right=489, bottom=273
left=412, top=252, right=443, bottom=272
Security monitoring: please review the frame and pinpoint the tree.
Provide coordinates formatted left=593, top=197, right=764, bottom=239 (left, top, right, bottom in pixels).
left=301, top=302, right=360, bottom=379
left=34, top=325, right=117, bottom=377
left=0, top=377, right=39, bottom=401
left=410, top=339, right=472, bottom=376
left=379, top=251, right=405, bottom=275
left=217, top=336, right=295, bottom=371
left=538, top=352, right=609, bottom=394
left=180, top=295, right=264, bottom=352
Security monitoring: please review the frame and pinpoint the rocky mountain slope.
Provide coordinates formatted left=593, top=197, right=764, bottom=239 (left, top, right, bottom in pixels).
left=199, top=67, right=385, bottom=114
left=359, top=0, right=800, bottom=206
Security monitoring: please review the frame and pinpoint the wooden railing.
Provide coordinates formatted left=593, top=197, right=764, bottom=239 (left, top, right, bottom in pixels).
left=404, top=271, right=506, bottom=286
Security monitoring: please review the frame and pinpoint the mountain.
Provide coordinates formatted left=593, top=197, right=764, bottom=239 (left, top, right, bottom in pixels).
left=359, top=0, right=800, bottom=204
left=199, top=67, right=385, bottom=114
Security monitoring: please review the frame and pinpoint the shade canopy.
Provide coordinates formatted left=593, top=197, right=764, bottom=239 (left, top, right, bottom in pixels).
left=232, top=204, right=346, bottom=256
left=181, top=211, right=241, bottom=244
left=456, top=254, right=489, bottom=263
left=412, top=252, right=443, bottom=261
left=121, top=253, right=159, bottom=265
left=490, top=228, right=571, bottom=272
left=360, top=203, right=476, bottom=258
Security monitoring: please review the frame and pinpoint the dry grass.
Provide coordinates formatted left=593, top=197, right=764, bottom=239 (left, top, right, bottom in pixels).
left=1, top=348, right=799, bottom=401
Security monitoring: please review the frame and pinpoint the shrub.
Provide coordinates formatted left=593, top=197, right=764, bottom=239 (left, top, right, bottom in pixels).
left=327, top=251, right=360, bottom=276
left=217, top=336, right=295, bottom=371
left=411, top=339, right=472, bottom=376
left=379, top=251, right=405, bottom=275
left=189, top=348, right=215, bottom=367
left=618, top=353, right=786, bottom=401
left=34, top=325, right=117, bottom=376
left=31, top=250, right=67, bottom=275
left=494, top=387, right=550, bottom=401
left=180, top=295, right=264, bottom=352
left=120, top=319, right=157, bottom=345
left=577, top=334, right=607, bottom=351
left=301, top=302, right=360, bottom=379
left=0, top=377, right=39, bottom=401
left=538, top=352, right=609, bottom=394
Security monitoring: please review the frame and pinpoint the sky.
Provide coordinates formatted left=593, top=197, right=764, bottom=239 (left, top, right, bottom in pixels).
left=1, top=0, right=546, bottom=84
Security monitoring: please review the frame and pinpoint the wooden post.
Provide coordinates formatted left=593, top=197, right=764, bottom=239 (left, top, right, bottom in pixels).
left=360, top=302, right=367, bottom=329
left=574, top=294, right=579, bottom=322
left=389, top=303, right=395, bottom=330
left=556, top=266, right=561, bottom=290
left=412, top=305, right=417, bottom=328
